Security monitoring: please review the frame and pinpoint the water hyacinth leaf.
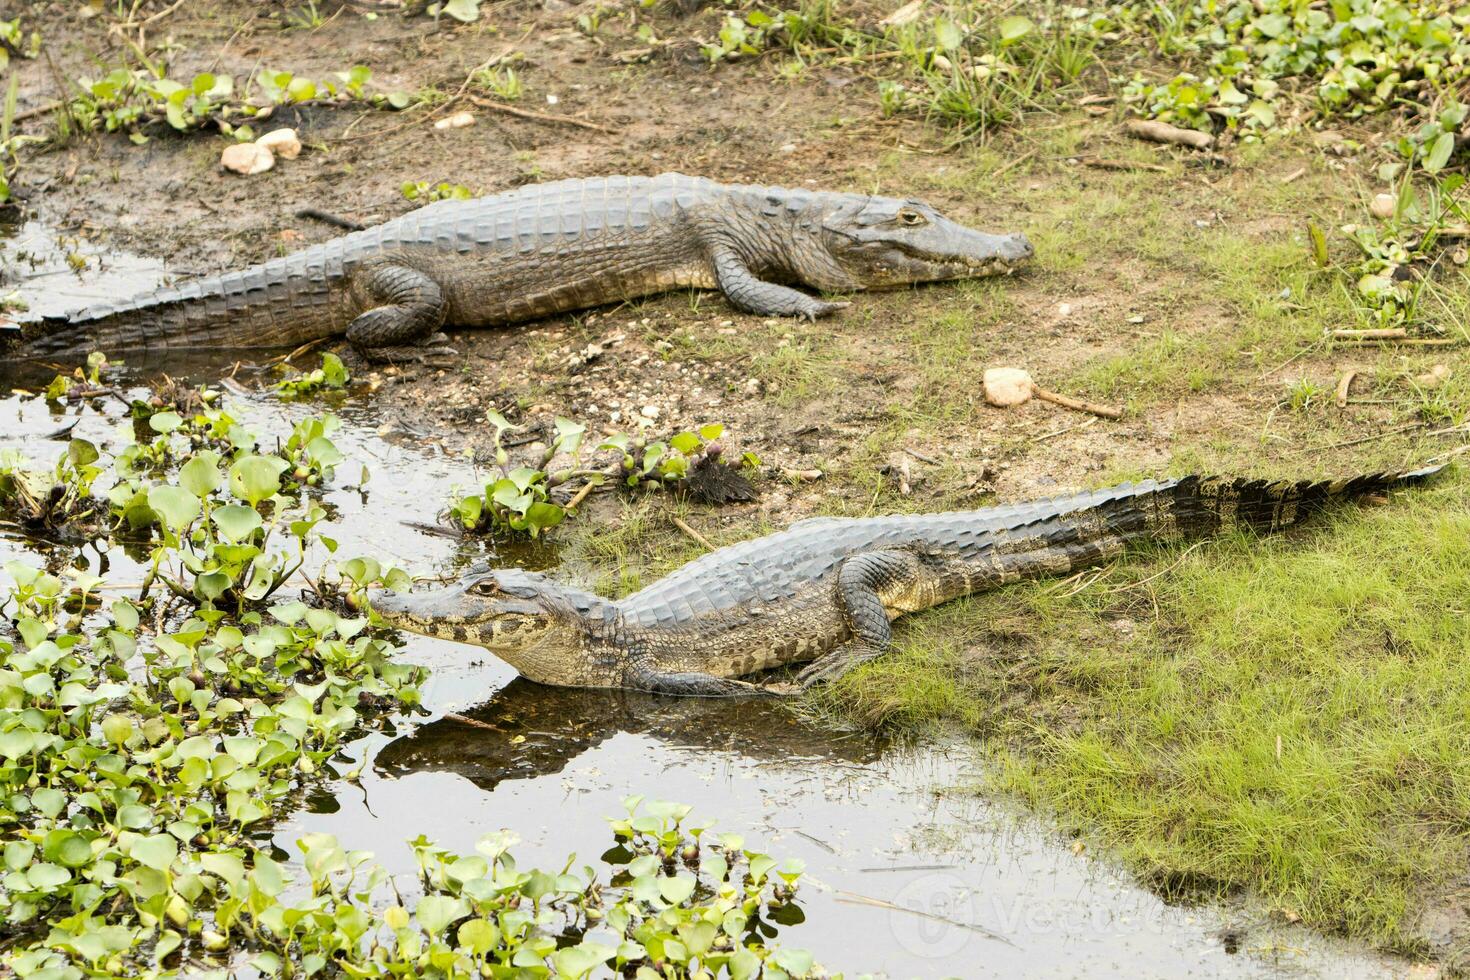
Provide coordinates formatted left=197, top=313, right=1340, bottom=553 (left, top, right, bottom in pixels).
left=112, top=599, right=140, bottom=631
left=415, top=894, right=468, bottom=935
left=26, top=862, right=70, bottom=888
left=130, top=834, right=178, bottom=872
left=553, top=416, right=586, bottom=455
left=212, top=504, right=263, bottom=542
left=195, top=570, right=232, bottom=601
left=147, top=485, right=200, bottom=530
left=306, top=435, right=344, bottom=467
left=67, top=438, right=99, bottom=468
left=0, top=729, right=36, bottom=760
left=549, top=942, right=614, bottom=978
left=748, top=853, right=776, bottom=882
left=523, top=501, right=565, bottom=533
left=149, top=411, right=183, bottom=434
left=48, top=832, right=94, bottom=868
left=31, top=787, right=65, bottom=818
left=669, top=431, right=702, bottom=455
left=457, top=918, right=500, bottom=954
left=179, top=451, right=223, bottom=497
left=771, top=948, right=815, bottom=976
left=269, top=601, right=309, bottom=626
left=228, top=454, right=289, bottom=505
left=304, top=607, right=338, bottom=635
left=657, top=874, right=697, bottom=905
left=5, top=840, right=35, bottom=870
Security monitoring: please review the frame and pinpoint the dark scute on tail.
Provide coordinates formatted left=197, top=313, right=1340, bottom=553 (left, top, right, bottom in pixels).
left=1165, top=465, right=1445, bottom=540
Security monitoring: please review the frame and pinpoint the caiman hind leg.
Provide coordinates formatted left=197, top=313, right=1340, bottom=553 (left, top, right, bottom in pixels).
left=797, top=535, right=1129, bottom=688
left=345, top=262, right=456, bottom=363
left=796, top=549, right=915, bottom=689
left=710, top=245, right=850, bottom=322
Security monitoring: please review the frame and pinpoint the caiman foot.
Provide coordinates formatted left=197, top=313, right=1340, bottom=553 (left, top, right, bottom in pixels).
left=795, top=641, right=884, bottom=689
left=357, top=333, right=460, bottom=366
left=802, top=300, right=850, bottom=322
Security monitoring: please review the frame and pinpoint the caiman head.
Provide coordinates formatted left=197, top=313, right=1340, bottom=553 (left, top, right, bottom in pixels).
left=814, top=194, right=1033, bottom=289
left=369, top=567, right=615, bottom=687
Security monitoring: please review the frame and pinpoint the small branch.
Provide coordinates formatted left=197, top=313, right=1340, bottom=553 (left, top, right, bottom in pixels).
left=466, top=96, right=616, bottom=133
left=1287, top=422, right=1423, bottom=454
left=12, top=100, right=64, bottom=124
left=671, top=516, right=715, bottom=552
left=295, top=207, right=364, bottom=231
left=1330, top=328, right=1405, bottom=340
left=1077, top=157, right=1169, bottom=173
left=444, top=711, right=500, bottom=732
left=1359, top=339, right=1459, bottom=347
left=904, top=447, right=941, bottom=465
left=991, top=147, right=1038, bottom=180
left=1125, top=118, right=1215, bottom=150
left=1335, top=370, right=1356, bottom=409
left=1032, top=387, right=1123, bottom=419
left=564, top=479, right=598, bottom=512
left=1029, top=415, right=1099, bottom=443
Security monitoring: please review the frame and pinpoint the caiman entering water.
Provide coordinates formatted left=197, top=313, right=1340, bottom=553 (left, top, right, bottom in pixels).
left=4, top=173, right=1032, bottom=360
left=372, top=466, right=1442, bottom=696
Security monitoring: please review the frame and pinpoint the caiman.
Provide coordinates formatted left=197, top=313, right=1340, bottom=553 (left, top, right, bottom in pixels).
left=371, top=466, right=1442, bottom=696
left=3, top=173, right=1033, bottom=360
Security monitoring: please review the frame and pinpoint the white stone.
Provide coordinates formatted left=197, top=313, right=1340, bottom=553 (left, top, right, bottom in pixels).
left=221, top=142, right=274, bottom=175
left=1369, top=193, right=1396, bottom=219
left=982, top=367, right=1035, bottom=408
left=434, top=111, right=476, bottom=130
left=640, top=404, right=660, bottom=419
left=256, top=127, right=302, bottom=159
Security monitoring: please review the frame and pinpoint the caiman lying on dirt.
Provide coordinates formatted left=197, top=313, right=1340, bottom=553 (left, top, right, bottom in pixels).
left=372, top=466, right=1441, bottom=696
left=4, top=173, right=1033, bottom=360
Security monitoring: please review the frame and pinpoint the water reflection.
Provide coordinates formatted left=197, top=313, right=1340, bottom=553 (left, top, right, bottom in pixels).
left=375, top=677, right=882, bottom=792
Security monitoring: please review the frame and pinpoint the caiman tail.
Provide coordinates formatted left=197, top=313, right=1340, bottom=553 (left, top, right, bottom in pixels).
left=3, top=247, right=351, bottom=358
left=1086, top=465, right=1446, bottom=547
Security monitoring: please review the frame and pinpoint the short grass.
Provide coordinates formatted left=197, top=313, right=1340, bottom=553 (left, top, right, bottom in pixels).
left=806, top=472, right=1470, bottom=952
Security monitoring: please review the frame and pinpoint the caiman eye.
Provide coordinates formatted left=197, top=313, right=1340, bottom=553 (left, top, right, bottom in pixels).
left=898, top=210, right=927, bottom=226
left=471, top=578, right=500, bottom=596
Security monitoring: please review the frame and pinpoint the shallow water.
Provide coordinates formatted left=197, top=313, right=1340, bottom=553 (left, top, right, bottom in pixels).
left=0, top=221, right=1407, bottom=978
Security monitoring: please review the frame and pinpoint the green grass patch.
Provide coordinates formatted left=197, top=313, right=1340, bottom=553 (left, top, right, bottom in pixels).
left=810, top=471, right=1470, bottom=948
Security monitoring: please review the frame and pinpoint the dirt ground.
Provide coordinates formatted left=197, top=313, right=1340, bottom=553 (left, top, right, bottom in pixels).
left=14, top=0, right=1451, bottom=511
left=6, top=0, right=1470, bottom=965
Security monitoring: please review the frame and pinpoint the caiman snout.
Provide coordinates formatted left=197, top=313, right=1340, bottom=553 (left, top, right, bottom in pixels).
left=998, top=233, right=1034, bottom=264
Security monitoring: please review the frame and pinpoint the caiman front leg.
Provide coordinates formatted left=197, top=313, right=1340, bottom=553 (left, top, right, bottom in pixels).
left=625, top=661, right=779, bottom=698
left=345, top=262, right=456, bottom=363
left=710, top=245, right=850, bottom=322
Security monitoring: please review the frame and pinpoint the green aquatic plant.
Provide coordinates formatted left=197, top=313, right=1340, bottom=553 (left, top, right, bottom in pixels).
left=0, top=368, right=825, bottom=976
left=447, top=416, right=760, bottom=539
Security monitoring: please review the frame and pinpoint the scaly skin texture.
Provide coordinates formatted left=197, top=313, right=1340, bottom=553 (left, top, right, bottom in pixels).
left=370, top=466, right=1443, bottom=696
left=5, top=174, right=1033, bottom=360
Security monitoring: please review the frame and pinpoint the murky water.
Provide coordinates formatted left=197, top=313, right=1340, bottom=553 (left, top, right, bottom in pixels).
left=0, top=222, right=1406, bottom=977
